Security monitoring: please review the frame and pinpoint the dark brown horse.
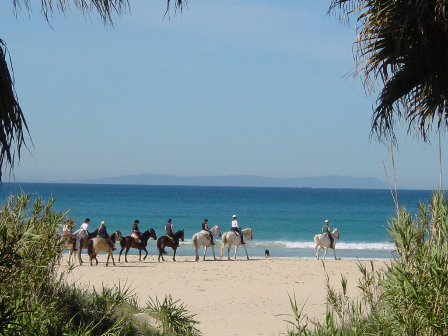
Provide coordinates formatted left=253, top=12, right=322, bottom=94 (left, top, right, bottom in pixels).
left=118, top=228, right=157, bottom=263
left=157, top=230, right=185, bottom=262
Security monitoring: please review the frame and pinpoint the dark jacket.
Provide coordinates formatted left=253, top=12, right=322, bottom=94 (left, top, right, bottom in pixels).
left=98, top=226, right=109, bottom=238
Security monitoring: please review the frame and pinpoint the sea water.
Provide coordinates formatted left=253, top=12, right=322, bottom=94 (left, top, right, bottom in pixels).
left=0, top=183, right=434, bottom=259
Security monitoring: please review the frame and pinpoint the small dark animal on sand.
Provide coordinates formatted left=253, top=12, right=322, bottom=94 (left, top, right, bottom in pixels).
left=265, top=249, right=270, bottom=258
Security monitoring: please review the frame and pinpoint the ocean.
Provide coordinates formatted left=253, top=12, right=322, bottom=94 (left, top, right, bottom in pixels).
left=0, top=183, right=434, bottom=260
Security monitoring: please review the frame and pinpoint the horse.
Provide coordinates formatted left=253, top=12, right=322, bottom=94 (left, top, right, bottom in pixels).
left=77, top=227, right=100, bottom=264
left=314, top=228, right=340, bottom=260
left=119, top=228, right=157, bottom=263
left=192, top=225, right=222, bottom=261
left=157, top=230, right=185, bottom=262
left=63, top=227, right=100, bottom=265
left=87, top=230, right=122, bottom=266
left=219, top=228, right=253, bottom=260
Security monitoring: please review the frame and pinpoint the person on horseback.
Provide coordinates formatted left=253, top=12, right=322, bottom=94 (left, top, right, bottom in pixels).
left=62, top=219, right=76, bottom=250
left=165, top=218, right=179, bottom=247
left=98, top=221, right=116, bottom=251
left=231, top=215, right=245, bottom=244
left=70, top=218, right=91, bottom=251
left=202, top=218, right=215, bottom=245
left=131, top=219, right=143, bottom=244
left=322, top=219, right=334, bottom=248
left=80, top=218, right=90, bottom=236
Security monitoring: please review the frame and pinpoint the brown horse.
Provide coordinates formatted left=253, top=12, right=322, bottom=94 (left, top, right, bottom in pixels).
left=157, top=230, right=185, bottom=262
left=87, top=230, right=122, bottom=266
left=118, top=228, right=157, bottom=263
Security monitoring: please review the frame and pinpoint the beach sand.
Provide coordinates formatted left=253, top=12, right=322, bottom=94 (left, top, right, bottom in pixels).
left=62, top=253, right=387, bottom=336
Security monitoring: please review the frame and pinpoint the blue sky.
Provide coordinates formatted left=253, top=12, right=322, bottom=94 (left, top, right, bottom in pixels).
left=1, top=0, right=446, bottom=190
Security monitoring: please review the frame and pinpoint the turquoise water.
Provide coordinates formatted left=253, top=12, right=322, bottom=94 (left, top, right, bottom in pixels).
left=0, top=183, right=433, bottom=259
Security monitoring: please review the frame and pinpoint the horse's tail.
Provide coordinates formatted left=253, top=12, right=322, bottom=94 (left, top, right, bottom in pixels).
left=157, top=238, right=168, bottom=255
left=220, top=232, right=227, bottom=257
left=87, top=239, right=96, bottom=259
left=193, top=234, right=198, bottom=251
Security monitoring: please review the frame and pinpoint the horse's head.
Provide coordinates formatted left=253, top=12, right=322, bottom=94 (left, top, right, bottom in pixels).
left=243, top=228, right=253, bottom=240
left=176, top=230, right=185, bottom=241
left=214, top=225, right=222, bottom=237
left=149, top=228, right=157, bottom=240
left=115, top=230, right=123, bottom=241
left=332, top=228, right=339, bottom=239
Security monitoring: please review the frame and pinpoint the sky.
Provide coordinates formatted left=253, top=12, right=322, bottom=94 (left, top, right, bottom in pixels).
left=0, top=0, right=446, bottom=190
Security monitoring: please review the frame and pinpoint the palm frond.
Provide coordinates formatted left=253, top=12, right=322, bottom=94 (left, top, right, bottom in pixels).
left=0, top=39, right=29, bottom=181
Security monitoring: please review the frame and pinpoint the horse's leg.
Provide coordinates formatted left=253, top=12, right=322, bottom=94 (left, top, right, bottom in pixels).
left=119, top=247, right=124, bottom=263
left=125, top=247, right=131, bottom=263
left=227, top=244, right=231, bottom=260
left=315, top=245, right=320, bottom=260
left=234, top=245, right=239, bottom=260
left=111, top=251, right=116, bottom=266
left=202, top=246, right=208, bottom=261
left=323, top=247, right=328, bottom=260
left=143, top=248, right=148, bottom=261
left=78, top=244, right=83, bottom=265
left=332, top=247, right=337, bottom=260
left=173, top=248, right=177, bottom=261
left=158, top=245, right=164, bottom=262
left=139, top=248, right=142, bottom=262
left=242, top=244, right=249, bottom=260
left=195, top=247, right=199, bottom=262
left=211, top=245, right=216, bottom=260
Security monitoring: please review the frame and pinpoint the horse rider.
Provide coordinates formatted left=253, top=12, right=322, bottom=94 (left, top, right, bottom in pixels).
left=98, top=221, right=117, bottom=251
left=71, top=218, right=91, bottom=251
left=165, top=218, right=179, bottom=247
left=322, top=219, right=334, bottom=248
left=131, top=219, right=143, bottom=244
left=62, top=219, right=76, bottom=250
left=202, top=218, right=215, bottom=245
left=80, top=218, right=90, bottom=236
left=231, top=215, right=245, bottom=244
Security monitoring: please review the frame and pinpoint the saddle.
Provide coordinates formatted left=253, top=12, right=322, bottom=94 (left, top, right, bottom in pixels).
left=201, top=230, right=211, bottom=240
left=167, top=235, right=175, bottom=244
left=131, top=232, right=142, bottom=244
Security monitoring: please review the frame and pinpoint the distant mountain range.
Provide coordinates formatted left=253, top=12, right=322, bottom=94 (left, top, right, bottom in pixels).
left=83, top=174, right=389, bottom=189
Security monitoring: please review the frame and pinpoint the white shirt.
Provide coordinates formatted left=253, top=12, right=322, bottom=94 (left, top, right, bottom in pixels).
left=80, top=222, right=89, bottom=231
left=232, top=219, right=238, bottom=228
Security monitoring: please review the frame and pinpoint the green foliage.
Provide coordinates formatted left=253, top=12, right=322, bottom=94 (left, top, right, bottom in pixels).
left=329, top=0, right=448, bottom=143
left=286, top=190, right=448, bottom=336
left=146, top=295, right=201, bottom=336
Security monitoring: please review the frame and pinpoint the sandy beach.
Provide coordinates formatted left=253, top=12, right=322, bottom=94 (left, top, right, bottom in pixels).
left=62, top=253, right=387, bottom=336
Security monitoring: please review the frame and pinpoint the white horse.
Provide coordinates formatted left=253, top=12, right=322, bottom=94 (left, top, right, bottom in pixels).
left=192, top=225, right=222, bottom=261
left=314, top=228, right=340, bottom=260
left=220, top=228, right=253, bottom=260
